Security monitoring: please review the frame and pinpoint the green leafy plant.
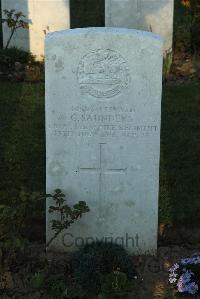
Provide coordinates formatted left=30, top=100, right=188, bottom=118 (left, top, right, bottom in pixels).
left=63, top=283, right=84, bottom=299
left=101, top=270, right=137, bottom=299
left=0, top=46, right=34, bottom=80
left=31, top=271, right=84, bottom=299
left=31, top=271, right=46, bottom=290
left=0, top=46, right=35, bottom=64
left=2, top=9, right=29, bottom=49
left=46, top=189, right=90, bottom=248
left=71, top=242, right=136, bottom=296
left=31, top=272, right=68, bottom=299
left=163, top=50, right=173, bottom=82
left=0, top=46, right=44, bottom=81
left=0, top=10, right=44, bottom=82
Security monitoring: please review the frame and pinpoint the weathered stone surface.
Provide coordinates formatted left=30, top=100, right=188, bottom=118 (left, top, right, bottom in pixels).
left=45, top=27, right=163, bottom=254
left=105, top=0, right=174, bottom=55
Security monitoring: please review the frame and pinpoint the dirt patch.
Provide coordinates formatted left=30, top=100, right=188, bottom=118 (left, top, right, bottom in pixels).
left=1, top=241, right=200, bottom=299
left=166, top=50, right=200, bottom=85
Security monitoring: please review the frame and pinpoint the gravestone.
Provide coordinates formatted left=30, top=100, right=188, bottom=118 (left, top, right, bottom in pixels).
left=46, top=27, right=163, bottom=254
left=105, top=0, right=174, bottom=55
left=1, top=0, right=70, bottom=59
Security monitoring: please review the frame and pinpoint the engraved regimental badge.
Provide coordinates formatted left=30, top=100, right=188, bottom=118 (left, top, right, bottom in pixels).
left=77, top=49, right=130, bottom=99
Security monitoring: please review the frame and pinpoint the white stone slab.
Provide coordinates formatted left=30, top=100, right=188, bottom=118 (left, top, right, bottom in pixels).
left=105, top=0, right=174, bottom=55
left=1, top=0, right=70, bottom=59
left=45, top=27, right=163, bottom=254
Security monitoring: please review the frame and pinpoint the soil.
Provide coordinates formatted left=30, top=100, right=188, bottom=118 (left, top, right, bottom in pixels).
left=0, top=239, right=200, bottom=299
left=166, top=50, right=200, bottom=85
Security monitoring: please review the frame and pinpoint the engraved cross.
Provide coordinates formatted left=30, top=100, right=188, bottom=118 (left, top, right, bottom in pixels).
left=78, top=143, right=127, bottom=219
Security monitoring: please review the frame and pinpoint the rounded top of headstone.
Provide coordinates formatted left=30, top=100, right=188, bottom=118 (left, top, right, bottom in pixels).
left=45, top=27, right=163, bottom=44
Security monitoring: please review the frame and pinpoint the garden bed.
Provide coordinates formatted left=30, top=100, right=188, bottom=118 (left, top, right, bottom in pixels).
left=1, top=244, right=200, bottom=298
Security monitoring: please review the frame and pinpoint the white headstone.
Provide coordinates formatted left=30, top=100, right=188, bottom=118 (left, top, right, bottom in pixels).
left=1, top=0, right=70, bottom=60
left=45, top=28, right=163, bottom=254
left=105, top=0, right=174, bottom=55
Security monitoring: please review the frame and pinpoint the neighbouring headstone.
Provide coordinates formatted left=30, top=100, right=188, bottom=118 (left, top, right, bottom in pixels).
left=105, top=0, right=174, bottom=56
left=46, top=27, right=163, bottom=254
left=1, top=0, right=70, bottom=59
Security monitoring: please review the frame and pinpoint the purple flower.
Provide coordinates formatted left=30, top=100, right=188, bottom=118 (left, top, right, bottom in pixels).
left=181, top=258, right=193, bottom=265
left=194, top=256, right=200, bottom=264
left=181, top=256, right=200, bottom=266
left=177, top=280, right=186, bottom=293
left=170, top=256, right=200, bottom=295
left=179, top=270, right=193, bottom=284
left=187, top=282, right=199, bottom=295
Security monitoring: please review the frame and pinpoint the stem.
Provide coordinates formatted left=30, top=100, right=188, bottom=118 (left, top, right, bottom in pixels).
left=46, top=196, right=65, bottom=249
left=5, top=27, right=16, bottom=49
left=46, top=228, right=62, bottom=249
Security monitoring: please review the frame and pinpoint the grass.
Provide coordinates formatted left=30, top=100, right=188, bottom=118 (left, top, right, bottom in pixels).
left=0, top=82, right=199, bottom=227
left=0, top=82, right=45, bottom=200
left=160, top=85, right=200, bottom=226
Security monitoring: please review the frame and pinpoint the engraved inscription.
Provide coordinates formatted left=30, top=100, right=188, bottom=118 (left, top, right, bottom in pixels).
left=49, top=105, right=159, bottom=139
left=77, top=49, right=130, bottom=99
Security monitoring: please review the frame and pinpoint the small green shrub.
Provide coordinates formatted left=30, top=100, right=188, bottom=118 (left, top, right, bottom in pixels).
left=71, top=242, right=135, bottom=296
left=0, top=9, right=44, bottom=82
left=31, top=272, right=68, bottom=299
left=47, top=189, right=90, bottom=248
left=0, top=46, right=35, bottom=64
left=101, top=270, right=135, bottom=295
left=31, top=271, right=46, bottom=290
left=2, top=9, right=29, bottom=49
left=0, top=46, right=44, bottom=81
